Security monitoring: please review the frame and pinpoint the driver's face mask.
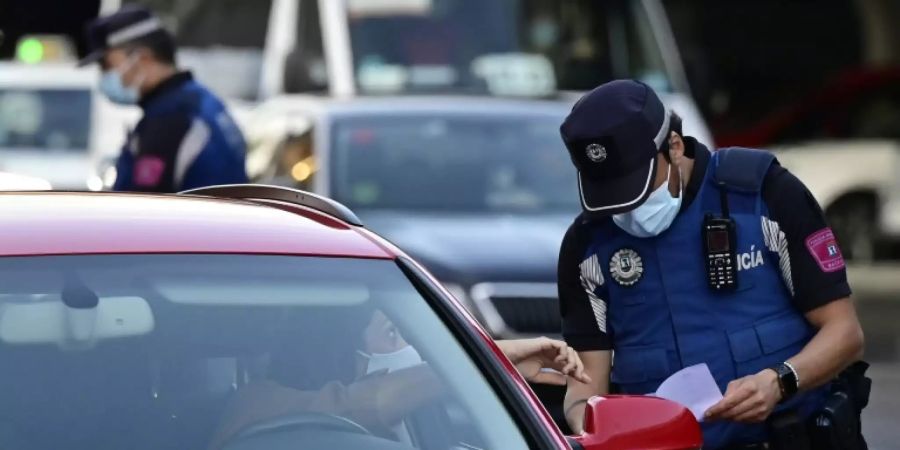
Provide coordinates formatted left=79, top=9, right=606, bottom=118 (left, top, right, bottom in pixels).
left=612, top=160, right=683, bottom=238
left=357, top=345, right=423, bottom=375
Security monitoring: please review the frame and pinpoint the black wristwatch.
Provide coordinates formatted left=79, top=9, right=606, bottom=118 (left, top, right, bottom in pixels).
left=770, top=362, right=799, bottom=402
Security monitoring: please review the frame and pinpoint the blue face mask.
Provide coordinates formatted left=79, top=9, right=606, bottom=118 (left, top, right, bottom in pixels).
left=612, top=163, right=683, bottom=238
left=99, top=56, right=141, bottom=105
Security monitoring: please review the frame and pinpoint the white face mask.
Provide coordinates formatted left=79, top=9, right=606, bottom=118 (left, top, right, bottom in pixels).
left=359, top=345, right=423, bottom=374
left=612, top=162, right=683, bottom=238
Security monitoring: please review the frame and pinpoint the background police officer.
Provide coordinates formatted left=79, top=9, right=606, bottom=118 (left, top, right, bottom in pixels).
left=80, top=6, right=248, bottom=192
left=558, top=80, right=866, bottom=449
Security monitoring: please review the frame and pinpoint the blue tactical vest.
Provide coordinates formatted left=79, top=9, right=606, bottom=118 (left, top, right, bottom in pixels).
left=583, top=148, right=828, bottom=449
left=114, top=76, right=247, bottom=192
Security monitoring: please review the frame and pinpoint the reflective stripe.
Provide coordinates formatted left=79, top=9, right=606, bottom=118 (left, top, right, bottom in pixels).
left=174, top=119, right=211, bottom=188
left=107, top=17, right=162, bottom=46
left=761, top=216, right=795, bottom=296
left=653, top=108, right=672, bottom=149
left=579, top=254, right=607, bottom=333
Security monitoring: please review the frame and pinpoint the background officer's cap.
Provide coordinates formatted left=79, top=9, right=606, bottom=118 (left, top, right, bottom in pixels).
left=560, top=79, right=672, bottom=218
left=78, top=5, right=167, bottom=66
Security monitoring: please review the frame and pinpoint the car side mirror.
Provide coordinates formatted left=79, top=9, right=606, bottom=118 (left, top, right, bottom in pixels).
left=571, top=395, right=702, bottom=450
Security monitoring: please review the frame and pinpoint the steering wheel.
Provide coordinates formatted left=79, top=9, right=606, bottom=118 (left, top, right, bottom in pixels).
left=232, top=412, right=372, bottom=442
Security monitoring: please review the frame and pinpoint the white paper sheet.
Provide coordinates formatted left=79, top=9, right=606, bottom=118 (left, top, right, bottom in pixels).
left=653, top=363, right=723, bottom=421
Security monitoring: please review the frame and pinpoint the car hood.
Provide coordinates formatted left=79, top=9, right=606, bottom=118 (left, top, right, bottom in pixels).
left=359, top=210, right=575, bottom=284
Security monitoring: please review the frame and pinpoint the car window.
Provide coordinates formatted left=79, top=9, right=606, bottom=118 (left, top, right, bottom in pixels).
left=329, top=113, right=580, bottom=213
left=345, top=0, right=672, bottom=95
left=284, top=0, right=329, bottom=93
left=0, top=88, right=91, bottom=151
left=124, top=0, right=273, bottom=100
left=0, top=254, right=528, bottom=450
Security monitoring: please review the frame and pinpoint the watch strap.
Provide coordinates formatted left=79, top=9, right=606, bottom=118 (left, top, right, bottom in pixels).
left=771, top=362, right=799, bottom=402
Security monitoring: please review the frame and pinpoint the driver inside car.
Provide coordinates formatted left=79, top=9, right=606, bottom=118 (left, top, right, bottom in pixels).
left=208, top=308, right=588, bottom=449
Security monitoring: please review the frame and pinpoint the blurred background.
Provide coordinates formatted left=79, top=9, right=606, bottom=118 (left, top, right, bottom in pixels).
left=1, top=0, right=899, bottom=445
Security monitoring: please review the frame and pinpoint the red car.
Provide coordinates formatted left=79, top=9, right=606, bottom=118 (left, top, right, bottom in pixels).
left=0, top=185, right=701, bottom=450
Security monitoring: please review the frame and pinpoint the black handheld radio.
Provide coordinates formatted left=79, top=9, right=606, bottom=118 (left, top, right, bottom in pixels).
left=702, top=183, right=738, bottom=291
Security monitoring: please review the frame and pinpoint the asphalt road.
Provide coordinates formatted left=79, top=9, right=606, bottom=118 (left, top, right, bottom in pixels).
left=842, top=265, right=899, bottom=449
left=863, top=363, right=900, bottom=450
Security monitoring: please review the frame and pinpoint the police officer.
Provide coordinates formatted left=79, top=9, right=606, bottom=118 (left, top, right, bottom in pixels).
left=558, top=80, right=867, bottom=449
left=79, top=6, right=248, bottom=192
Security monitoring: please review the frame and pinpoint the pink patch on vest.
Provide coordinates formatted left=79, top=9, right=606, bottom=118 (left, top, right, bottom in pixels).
left=805, top=228, right=845, bottom=273
left=134, top=155, right=166, bottom=187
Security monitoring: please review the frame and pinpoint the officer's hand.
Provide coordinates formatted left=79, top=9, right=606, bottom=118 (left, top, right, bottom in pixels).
left=704, top=369, right=782, bottom=423
left=496, top=337, right=592, bottom=385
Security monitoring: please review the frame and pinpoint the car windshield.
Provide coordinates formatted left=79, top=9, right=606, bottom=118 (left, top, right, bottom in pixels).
left=0, top=254, right=528, bottom=450
left=347, top=0, right=671, bottom=95
left=329, top=112, right=580, bottom=213
left=0, top=88, right=90, bottom=151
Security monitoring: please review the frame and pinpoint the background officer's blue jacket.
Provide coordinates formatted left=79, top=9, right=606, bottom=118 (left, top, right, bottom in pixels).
left=113, top=73, right=248, bottom=192
left=582, top=148, right=828, bottom=449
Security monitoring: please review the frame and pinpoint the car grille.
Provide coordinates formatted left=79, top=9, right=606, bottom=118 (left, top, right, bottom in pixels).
left=470, top=282, right=561, bottom=337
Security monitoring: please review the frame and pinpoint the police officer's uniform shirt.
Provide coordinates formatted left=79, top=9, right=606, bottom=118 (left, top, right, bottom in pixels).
left=113, top=72, right=248, bottom=192
left=125, top=73, right=194, bottom=192
left=558, top=137, right=853, bottom=351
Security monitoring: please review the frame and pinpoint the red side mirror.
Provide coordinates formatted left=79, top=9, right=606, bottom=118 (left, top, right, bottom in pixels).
left=571, top=395, right=703, bottom=450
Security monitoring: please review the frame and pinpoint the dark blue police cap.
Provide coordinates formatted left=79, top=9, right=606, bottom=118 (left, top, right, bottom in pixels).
left=560, top=79, right=671, bottom=218
left=79, top=5, right=166, bottom=66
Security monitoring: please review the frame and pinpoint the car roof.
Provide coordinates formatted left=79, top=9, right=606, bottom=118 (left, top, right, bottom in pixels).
left=0, top=63, right=96, bottom=89
left=0, top=192, right=394, bottom=259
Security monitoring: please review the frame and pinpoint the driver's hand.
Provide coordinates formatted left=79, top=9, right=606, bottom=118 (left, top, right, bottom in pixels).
left=496, top=337, right=591, bottom=385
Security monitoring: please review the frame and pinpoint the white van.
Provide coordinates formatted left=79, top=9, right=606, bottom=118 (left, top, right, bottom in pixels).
left=123, top=0, right=713, bottom=144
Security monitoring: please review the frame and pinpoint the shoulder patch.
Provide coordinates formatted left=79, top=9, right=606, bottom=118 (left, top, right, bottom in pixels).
left=805, top=228, right=845, bottom=273
left=133, top=155, right=166, bottom=187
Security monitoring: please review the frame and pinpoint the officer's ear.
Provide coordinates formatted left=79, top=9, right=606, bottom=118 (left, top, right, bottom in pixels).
left=132, top=47, right=154, bottom=65
left=668, top=132, right=686, bottom=166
